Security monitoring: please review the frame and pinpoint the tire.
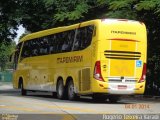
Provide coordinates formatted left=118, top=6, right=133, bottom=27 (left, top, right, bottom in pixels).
left=20, top=81, right=27, bottom=96
left=67, top=80, right=78, bottom=101
left=56, top=79, right=66, bottom=99
left=108, top=96, right=120, bottom=103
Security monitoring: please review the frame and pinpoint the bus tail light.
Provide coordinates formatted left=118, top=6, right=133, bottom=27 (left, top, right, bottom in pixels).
left=94, top=61, right=104, bottom=81
left=138, top=63, right=146, bottom=83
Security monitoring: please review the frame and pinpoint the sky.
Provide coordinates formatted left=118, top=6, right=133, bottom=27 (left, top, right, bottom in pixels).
left=14, top=25, right=25, bottom=44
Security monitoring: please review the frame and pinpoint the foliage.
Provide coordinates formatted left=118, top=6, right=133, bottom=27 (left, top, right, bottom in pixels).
left=43, top=0, right=108, bottom=25
left=105, top=0, right=160, bottom=95
left=53, top=1, right=89, bottom=21
left=0, top=0, right=19, bottom=44
left=17, top=0, right=57, bottom=32
left=136, top=0, right=160, bottom=11
left=0, top=42, right=16, bottom=71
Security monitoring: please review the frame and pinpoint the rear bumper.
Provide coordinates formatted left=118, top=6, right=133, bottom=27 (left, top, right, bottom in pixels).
left=91, top=79, right=145, bottom=95
left=108, top=83, right=135, bottom=95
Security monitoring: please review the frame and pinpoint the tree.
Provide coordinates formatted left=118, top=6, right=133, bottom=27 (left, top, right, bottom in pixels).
left=18, top=0, right=57, bottom=32
left=0, top=0, right=20, bottom=44
left=43, top=0, right=109, bottom=26
left=0, top=42, right=16, bottom=71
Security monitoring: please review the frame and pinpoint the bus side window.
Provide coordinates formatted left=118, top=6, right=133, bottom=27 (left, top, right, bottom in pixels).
left=21, top=41, right=31, bottom=59
left=43, top=37, right=49, bottom=55
left=61, top=31, right=68, bottom=52
left=14, top=43, right=22, bottom=69
left=31, top=39, right=39, bottom=56
left=14, top=51, right=19, bottom=70
left=54, top=33, right=61, bottom=53
left=67, top=29, right=75, bottom=51
left=84, top=25, right=94, bottom=47
left=39, top=38, right=49, bottom=55
left=39, top=38, right=44, bottom=55
left=73, top=30, right=81, bottom=51
left=61, top=30, right=75, bottom=52
left=61, top=40, right=69, bottom=52
left=49, top=35, right=57, bottom=54
left=73, top=25, right=94, bottom=51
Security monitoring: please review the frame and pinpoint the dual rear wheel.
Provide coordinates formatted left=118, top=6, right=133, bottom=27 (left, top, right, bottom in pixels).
left=56, top=79, right=120, bottom=102
left=56, top=79, right=78, bottom=100
left=56, top=79, right=65, bottom=99
left=20, top=78, right=119, bottom=102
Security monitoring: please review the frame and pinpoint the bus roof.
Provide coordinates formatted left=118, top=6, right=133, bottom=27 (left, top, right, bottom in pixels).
left=19, top=19, right=100, bottom=43
left=19, top=19, right=143, bottom=43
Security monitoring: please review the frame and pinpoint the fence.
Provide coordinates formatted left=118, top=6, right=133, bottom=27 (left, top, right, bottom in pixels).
left=0, top=71, right=13, bottom=82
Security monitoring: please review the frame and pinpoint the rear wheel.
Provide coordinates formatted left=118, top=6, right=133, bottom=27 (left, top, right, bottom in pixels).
left=57, top=79, right=66, bottom=99
left=20, top=81, right=27, bottom=96
left=67, top=80, right=78, bottom=100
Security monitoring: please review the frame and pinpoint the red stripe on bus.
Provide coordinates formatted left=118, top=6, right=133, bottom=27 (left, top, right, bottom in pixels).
left=107, top=38, right=140, bottom=42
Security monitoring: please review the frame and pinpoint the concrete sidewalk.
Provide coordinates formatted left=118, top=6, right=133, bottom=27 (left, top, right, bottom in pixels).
left=0, top=82, right=13, bottom=90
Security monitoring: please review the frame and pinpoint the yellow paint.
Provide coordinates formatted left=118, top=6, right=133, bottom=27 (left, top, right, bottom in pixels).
left=13, top=19, right=147, bottom=97
left=110, top=60, right=135, bottom=76
left=0, top=105, right=41, bottom=112
left=61, top=115, right=76, bottom=120
left=0, top=99, right=96, bottom=113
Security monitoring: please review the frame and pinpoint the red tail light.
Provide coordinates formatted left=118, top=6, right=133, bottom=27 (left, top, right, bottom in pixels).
left=139, top=63, right=147, bottom=83
left=93, top=61, right=104, bottom=81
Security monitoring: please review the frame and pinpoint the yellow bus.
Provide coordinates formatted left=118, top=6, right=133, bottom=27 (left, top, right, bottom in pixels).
left=12, top=19, right=147, bottom=102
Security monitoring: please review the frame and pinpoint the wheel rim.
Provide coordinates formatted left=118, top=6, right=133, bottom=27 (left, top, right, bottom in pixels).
left=68, top=82, right=74, bottom=98
left=58, top=82, right=63, bottom=97
left=21, top=83, right=23, bottom=90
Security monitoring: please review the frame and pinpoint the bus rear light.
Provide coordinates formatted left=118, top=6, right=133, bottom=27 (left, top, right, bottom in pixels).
left=94, top=61, right=104, bottom=81
left=138, top=63, right=146, bottom=83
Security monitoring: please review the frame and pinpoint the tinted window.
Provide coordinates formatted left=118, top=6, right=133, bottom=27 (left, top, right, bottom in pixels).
left=14, top=43, right=22, bottom=68
left=39, top=37, right=49, bottom=55
left=49, top=35, right=57, bottom=54
left=20, top=25, right=95, bottom=59
left=49, top=29, right=75, bottom=53
left=73, top=25, right=94, bottom=51
left=16, top=43, right=22, bottom=59
left=61, top=30, right=75, bottom=52
left=21, top=41, right=31, bottom=59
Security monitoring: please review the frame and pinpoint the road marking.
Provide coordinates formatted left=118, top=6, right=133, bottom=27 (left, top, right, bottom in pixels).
left=0, top=99, right=96, bottom=113
left=0, top=105, right=6, bottom=107
left=0, top=105, right=41, bottom=112
left=61, top=114, right=76, bottom=120
left=53, top=106, right=96, bottom=112
left=35, top=102, right=98, bottom=113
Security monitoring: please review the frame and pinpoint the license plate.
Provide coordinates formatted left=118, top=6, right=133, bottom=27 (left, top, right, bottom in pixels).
left=118, top=85, right=127, bottom=89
